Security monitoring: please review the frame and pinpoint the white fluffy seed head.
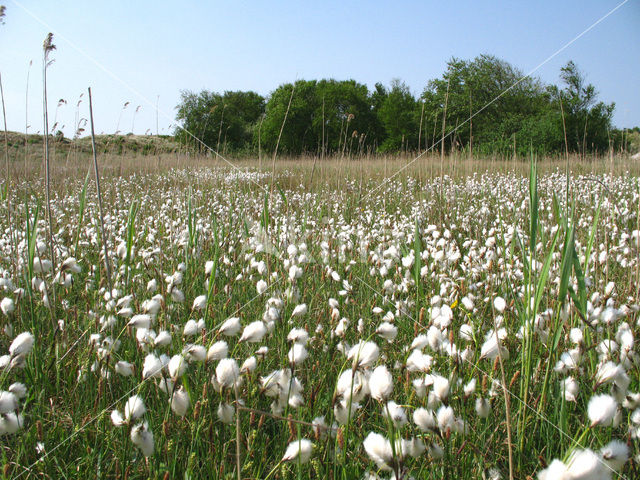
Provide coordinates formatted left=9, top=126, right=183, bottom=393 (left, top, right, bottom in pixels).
left=348, top=341, right=379, bottom=369
left=288, top=343, right=308, bottom=365
left=168, top=354, right=187, bottom=379
left=239, top=321, right=267, bottom=343
left=130, top=422, right=154, bottom=457
left=587, top=394, right=617, bottom=427
left=192, top=294, right=207, bottom=311
left=369, top=365, right=393, bottom=401
left=1, top=297, right=15, bottom=316
left=206, top=341, right=229, bottom=362
left=9, top=332, right=34, bottom=357
left=413, top=407, right=436, bottom=431
left=363, top=432, right=393, bottom=471
left=216, top=358, right=240, bottom=388
left=170, top=387, right=190, bottom=417
left=218, top=317, right=241, bottom=337
left=281, top=439, right=313, bottom=463
left=124, top=395, right=146, bottom=422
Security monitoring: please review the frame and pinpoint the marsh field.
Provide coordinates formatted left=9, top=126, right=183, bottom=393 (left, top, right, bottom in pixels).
left=1, top=149, right=639, bottom=480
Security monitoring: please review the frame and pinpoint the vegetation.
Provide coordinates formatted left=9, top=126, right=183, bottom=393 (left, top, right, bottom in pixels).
left=175, top=55, right=627, bottom=157
left=1, top=152, right=639, bottom=480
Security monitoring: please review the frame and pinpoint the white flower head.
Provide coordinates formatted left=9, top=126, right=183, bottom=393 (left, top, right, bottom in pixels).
left=192, top=294, right=207, bottom=311
left=369, top=365, right=393, bottom=402
left=282, top=439, right=313, bottom=464
left=239, top=321, right=267, bottom=343
left=216, top=358, right=240, bottom=389
left=9, top=332, right=35, bottom=357
left=348, top=341, right=379, bottom=369
left=124, top=395, right=146, bottom=422
left=130, top=422, right=154, bottom=457
left=218, top=317, right=241, bottom=337
left=170, top=387, right=190, bottom=417
left=587, top=394, right=617, bottom=427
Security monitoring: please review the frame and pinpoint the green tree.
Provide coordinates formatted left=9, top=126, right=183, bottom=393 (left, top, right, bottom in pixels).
left=421, top=55, right=549, bottom=155
left=377, top=79, right=418, bottom=152
left=549, top=61, right=614, bottom=154
left=259, top=79, right=380, bottom=155
left=175, top=89, right=265, bottom=153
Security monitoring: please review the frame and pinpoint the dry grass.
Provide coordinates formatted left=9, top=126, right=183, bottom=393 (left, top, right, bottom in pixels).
left=5, top=145, right=640, bottom=194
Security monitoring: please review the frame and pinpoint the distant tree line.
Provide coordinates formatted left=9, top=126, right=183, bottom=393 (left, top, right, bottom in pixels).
left=175, top=55, right=628, bottom=157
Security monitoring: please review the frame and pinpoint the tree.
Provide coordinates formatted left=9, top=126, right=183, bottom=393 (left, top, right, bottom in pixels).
left=549, top=61, right=614, bottom=154
left=258, top=79, right=380, bottom=155
left=377, top=79, right=418, bottom=152
left=175, top=89, right=264, bottom=154
left=421, top=55, right=549, bottom=155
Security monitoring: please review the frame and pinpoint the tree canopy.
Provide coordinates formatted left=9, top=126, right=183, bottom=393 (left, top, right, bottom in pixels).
left=174, top=56, right=621, bottom=157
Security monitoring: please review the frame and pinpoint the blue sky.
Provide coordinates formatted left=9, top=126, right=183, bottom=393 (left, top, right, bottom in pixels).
left=1, top=0, right=638, bottom=138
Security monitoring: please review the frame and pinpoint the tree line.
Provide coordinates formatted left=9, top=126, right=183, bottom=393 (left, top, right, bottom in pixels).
left=175, top=55, right=625, bottom=157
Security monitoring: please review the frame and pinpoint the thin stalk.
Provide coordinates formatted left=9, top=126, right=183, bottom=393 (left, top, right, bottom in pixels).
left=234, top=383, right=242, bottom=480
left=440, top=78, right=450, bottom=202
left=87, top=87, right=113, bottom=292
left=493, top=311, right=514, bottom=480
left=42, top=33, right=57, bottom=306
left=0, top=72, right=17, bottom=278
left=270, top=82, right=295, bottom=200
left=418, top=100, right=425, bottom=153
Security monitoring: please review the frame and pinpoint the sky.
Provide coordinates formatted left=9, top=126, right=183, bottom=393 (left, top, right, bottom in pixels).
left=1, top=0, right=639, bottom=139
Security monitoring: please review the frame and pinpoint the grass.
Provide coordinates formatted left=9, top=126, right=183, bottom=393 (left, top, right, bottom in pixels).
left=0, top=148, right=638, bottom=479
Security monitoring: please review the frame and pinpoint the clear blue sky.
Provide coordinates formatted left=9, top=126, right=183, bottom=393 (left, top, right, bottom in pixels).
left=1, top=0, right=638, bottom=138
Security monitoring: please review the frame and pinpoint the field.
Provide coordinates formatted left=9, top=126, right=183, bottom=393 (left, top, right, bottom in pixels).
left=0, top=149, right=639, bottom=479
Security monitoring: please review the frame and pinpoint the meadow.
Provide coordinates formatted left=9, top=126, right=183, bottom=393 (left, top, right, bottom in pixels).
left=0, top=148, right=638, bottom=479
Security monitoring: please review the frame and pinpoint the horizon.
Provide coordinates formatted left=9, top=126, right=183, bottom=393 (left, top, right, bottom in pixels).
left=1, top=0, right=639, bottom=141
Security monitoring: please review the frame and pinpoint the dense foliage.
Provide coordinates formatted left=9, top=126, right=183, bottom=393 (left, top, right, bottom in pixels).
left=175, top=56, right=623, bottom=156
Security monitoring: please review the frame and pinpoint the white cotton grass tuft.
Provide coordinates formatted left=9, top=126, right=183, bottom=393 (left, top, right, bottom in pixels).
left=369, top=365, right=393, bottom=401
left=363, top=432, right=394, bottom=471
left=493, top=296, right=507, bottom=313
left=170, top=387, right=190, bottom=417
left=182, top=319, right=200, bottom=338
left=216, top=358, right=240, bottom=388
left=561, top=377, right=579, bottom=402
left=0, top=297, right=14, bottom=316
left=9, top=332, right=35, bottom=357
left=475, top=398, right=491, bottom=418
left=217, top=402, right=234, bottom=424
left=384, top=401, right=407, bottom=427
left=168, top=354, right=187, bottom=379
left=115, top=360, right=134, bottom=377
left=291, top=303, right=308, bottom=318
left=587, top=394, right=617, bottom=427
left=130, top=422, right=154, bottom=457
left=537, top=459, right=569, bottom=480
left=348, top=341, right=379, bottom=369
left=240, top=356, right=257, bottom=373
left=8, top=383, right=27, bottom=399
left=256, top=279, right=268, bottom=295
left=413, top=408, right=436, bottom=432
left=124, top=395, right=146, bottom=422
left=0, top=411, right=24, bottom=435
left=191, top=294, right=207, bottom=311
left=376, top=322, right=398, bottom=342
left=406, top=349, right=433, bottom=373
left=599, top=440, right=629, bottom=472
left=565, top=448, right=607, bottom=479
left=287, top=343, right=308, bottom=365
left=206, top=341, right=229, bottom=362
left=0, top=391, right=18, bottom=414
left=287, top=328, right=309, bottom=345
left=281, top=439, right=313, bottom=464
left=239, top=321, right=267, bottom=343
left=218, top=317, right=242, bottom=337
